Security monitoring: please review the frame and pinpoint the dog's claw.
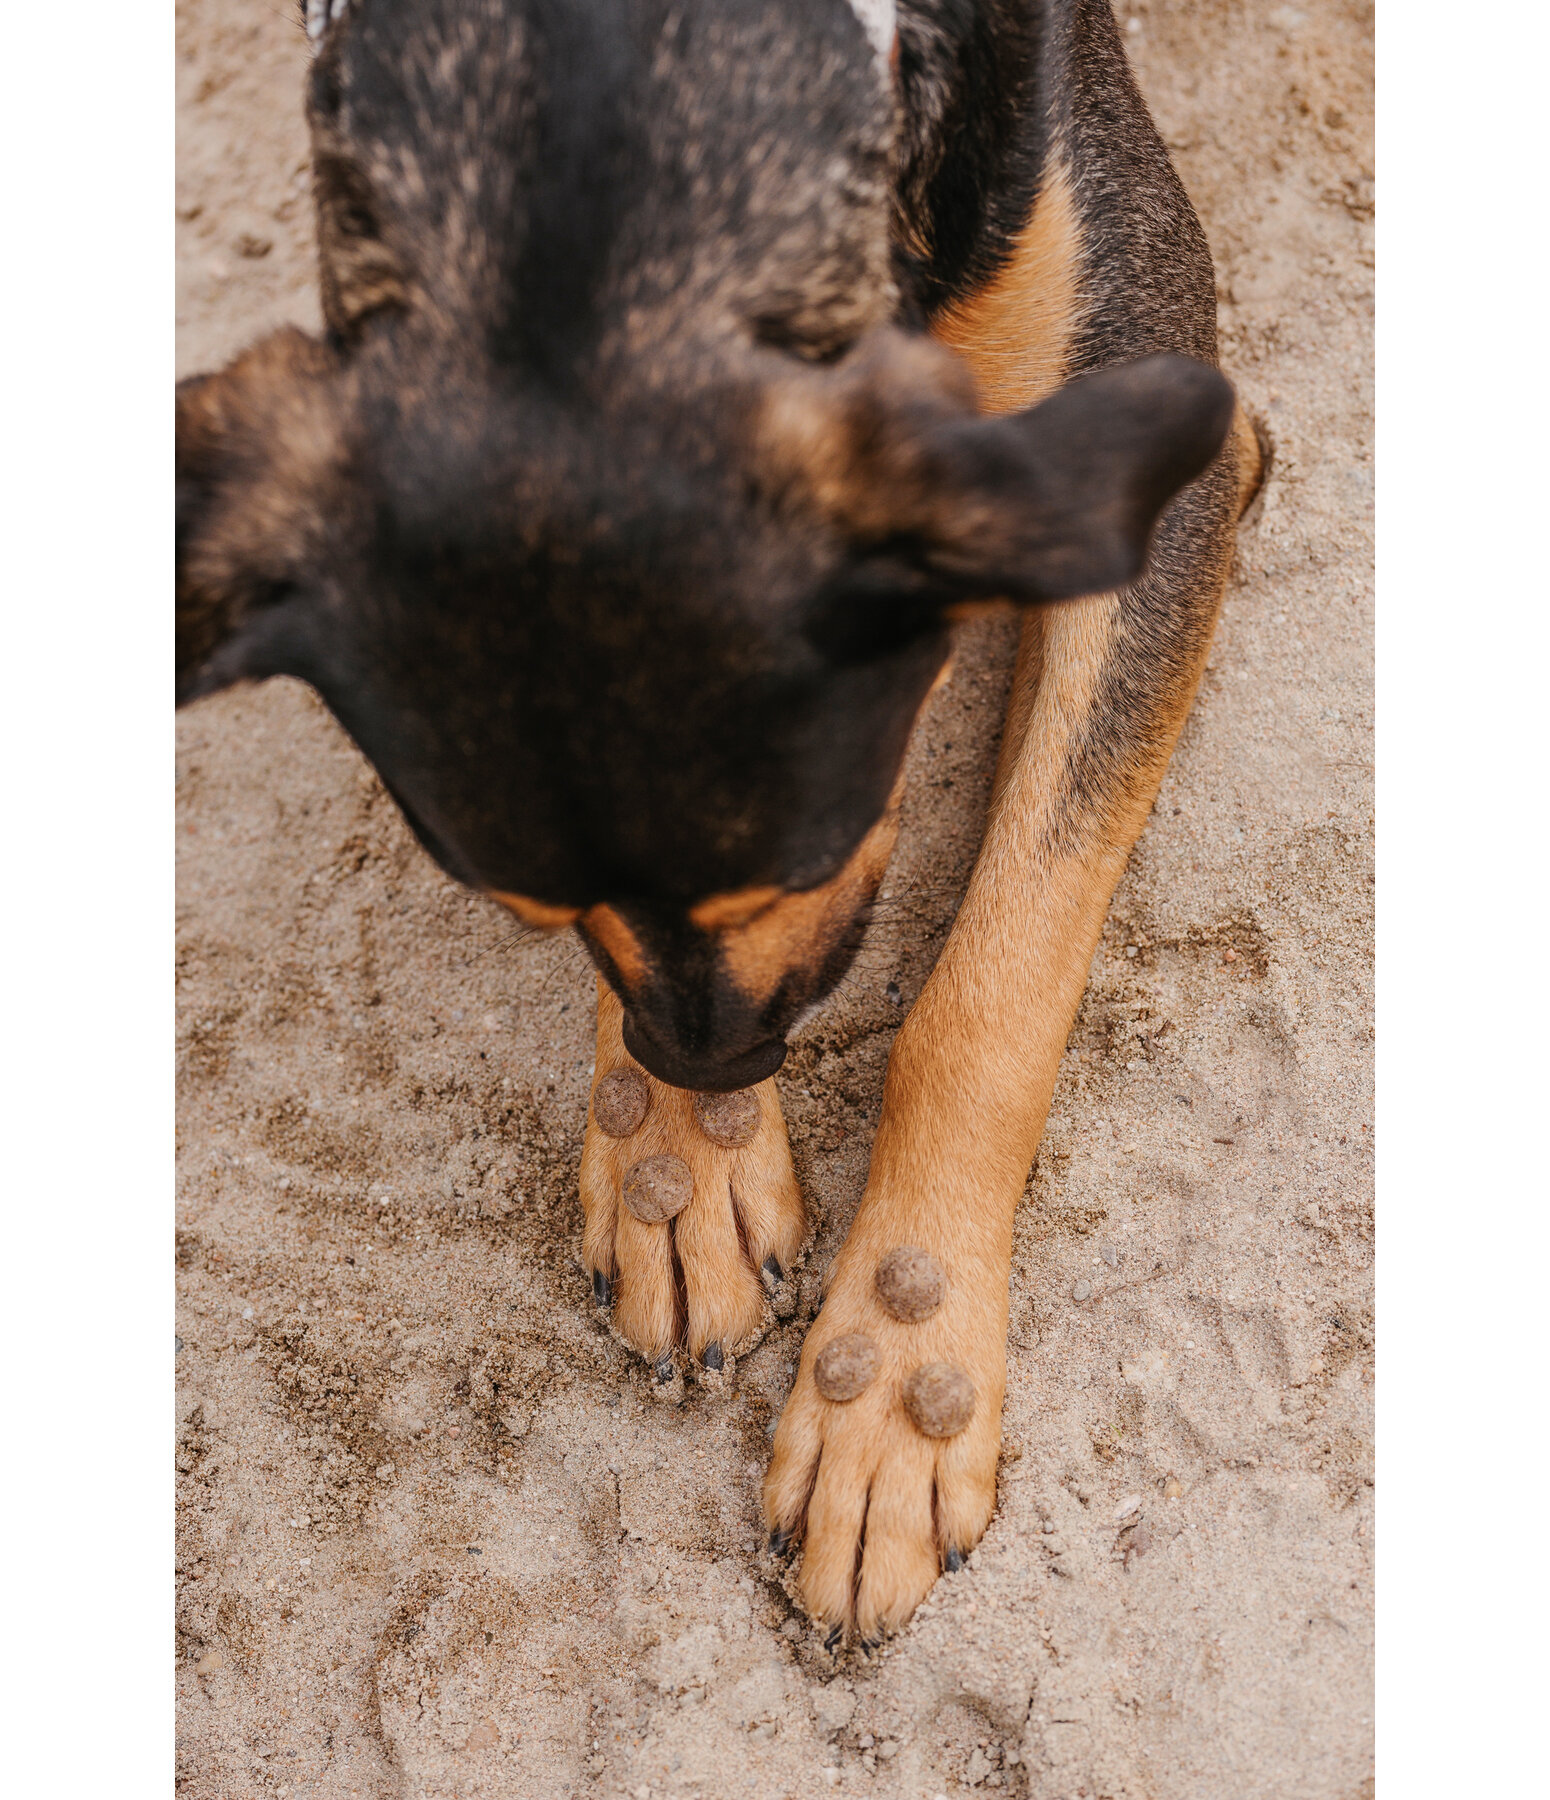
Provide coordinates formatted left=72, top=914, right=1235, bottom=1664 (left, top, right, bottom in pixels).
left=944, top=1546, right=965, bottom=1573
left=653, top=1355, right=675, bottom=1385
left=823, top=1624, right=842, bottom=1654
left=701, top=1341, right=724, bottom=1371
left=592, top=1268, right=613, bottom=1308
left=768, top=1526, right=793, bottom=1558
left=761, top=1255, right=784, bottom=1287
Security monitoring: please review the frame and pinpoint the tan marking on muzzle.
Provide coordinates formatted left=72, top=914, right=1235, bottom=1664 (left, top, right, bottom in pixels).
left=689, top=886, right=785, bottom=933
left=716, top=782, right=906, bottom=1009
left=489, top=891, right=581, bottom=931
left=580, top=903, right=652, bottom=989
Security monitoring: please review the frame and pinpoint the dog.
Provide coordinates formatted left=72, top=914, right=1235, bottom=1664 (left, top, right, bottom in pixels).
left=176, top=0, right=1261, bottom=1646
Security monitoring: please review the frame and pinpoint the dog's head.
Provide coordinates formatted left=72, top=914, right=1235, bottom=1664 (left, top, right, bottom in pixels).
left=177, top=0, right=1233, bottom=1088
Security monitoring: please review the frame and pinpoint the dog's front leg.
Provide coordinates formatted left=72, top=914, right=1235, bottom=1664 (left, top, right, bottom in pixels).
left=765, top=554, right=1233, bottom=1639
left=579, top=978, right=809, bottom=1393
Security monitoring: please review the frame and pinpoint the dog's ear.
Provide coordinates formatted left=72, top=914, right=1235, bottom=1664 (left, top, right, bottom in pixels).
left=907, top=355, right=1236, bottom=599
left=789, top=348, right=1235, bottom=660
left=177, top=328, right=341, bottom=704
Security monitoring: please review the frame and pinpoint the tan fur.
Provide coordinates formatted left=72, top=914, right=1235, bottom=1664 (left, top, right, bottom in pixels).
left=719, top=777, right=904, bottom=1007
left=932, top=163, right=1081, bottom=414
left=489, top=890, right=581, bottom=931
left=579, top=981, right=808, bottom=1364
left=763, top=168, right=1238, bottom=1637
left=578, top=903, right=652, bottom=991
left=688, top=886, right=786, bottom=932
left=754, top=328, right=978, bottom=542
left=1232, top=403, right=1267, bottom=518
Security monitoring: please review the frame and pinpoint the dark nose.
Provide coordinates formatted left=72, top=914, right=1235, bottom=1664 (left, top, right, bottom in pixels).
left=621, top=1014, right=787, bottom=1092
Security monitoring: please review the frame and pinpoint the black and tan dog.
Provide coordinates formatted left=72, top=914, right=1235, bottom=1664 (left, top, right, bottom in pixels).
left=177, top=0, right=1260, bottom=1644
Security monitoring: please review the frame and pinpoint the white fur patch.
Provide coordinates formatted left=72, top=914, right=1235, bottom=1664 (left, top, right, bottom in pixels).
left=846, top=0, right=897, bottom=64
left=306, top=0, right=350, bottom=47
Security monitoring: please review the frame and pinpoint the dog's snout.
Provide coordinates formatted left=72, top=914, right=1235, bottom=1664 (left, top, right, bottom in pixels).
left=620, top=1014, right=787, bottom=1092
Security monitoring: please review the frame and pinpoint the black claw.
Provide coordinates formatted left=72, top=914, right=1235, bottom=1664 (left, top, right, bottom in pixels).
left=768, top=1527, right=793, bottom=1557
left=592, top=1268, right=613, bottom=1308
left=761, top=1255, right=783, bottom=1285
left=944, top=1546, right=965, bottom=1573
left=702, top=1341, right=724, bottom=1372
left=653, top=1355, right=675, bottom=1384
left=823, top=1624, right=843, bottom=1654
left=859, top=1634, right=882, bottom=1657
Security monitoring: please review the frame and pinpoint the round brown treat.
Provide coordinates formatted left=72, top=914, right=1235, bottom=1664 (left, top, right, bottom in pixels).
left=691, top=1088, right=761, bottom=1149
left=622, top=1154, right=693, bottom=1224
left=902, top=1362, right=976, bottom=1438
left=812, top=1334, right=880, bottom=1403
left=874, top=1245, right=946, bottom=1322
left=592, top=1067, right=649, bottom=1138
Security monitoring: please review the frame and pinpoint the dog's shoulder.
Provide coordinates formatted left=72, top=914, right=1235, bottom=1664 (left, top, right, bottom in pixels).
left=897, top=0, right=1217, bottom=372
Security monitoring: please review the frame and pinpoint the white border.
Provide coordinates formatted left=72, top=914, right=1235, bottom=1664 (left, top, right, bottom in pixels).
left=0, top=0, right=169, bottom=1792
left=1382, top=2, right=1549, bottom=1792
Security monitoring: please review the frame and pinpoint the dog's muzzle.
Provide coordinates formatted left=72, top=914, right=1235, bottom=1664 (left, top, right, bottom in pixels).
left=620, top=1015, right=788, bottom=1093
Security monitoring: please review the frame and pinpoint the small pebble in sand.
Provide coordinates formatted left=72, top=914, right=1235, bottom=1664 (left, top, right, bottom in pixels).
left=1072, top=1280, right=1092, bottom=1303
left=875, top=1246, right=946, bottom=1322
left=623, top=1154, right=693, bottom=1224
left=1163, top=1476, right=1185, bottom=1499
left=692, top=1088, right=760, bottom=1148
left=813, top=1334, right=880, bottom=1402
left=592, top=1068, right=649, bottom=1138
left=903, top=1363, right=975, bottom=1437
left=1101, top=1243, right=1119, bottom=1267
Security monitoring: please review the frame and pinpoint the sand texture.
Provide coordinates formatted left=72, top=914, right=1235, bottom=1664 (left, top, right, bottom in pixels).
left=176, top=3, right=1374, bottom=1795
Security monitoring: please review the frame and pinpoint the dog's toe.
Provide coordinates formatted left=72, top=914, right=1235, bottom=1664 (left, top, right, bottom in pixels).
left=579, top=984, right=808, bottom=1374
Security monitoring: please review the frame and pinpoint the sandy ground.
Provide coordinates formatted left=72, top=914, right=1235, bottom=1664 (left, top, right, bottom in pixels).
left=175, top=3, right=1374, bottom=1795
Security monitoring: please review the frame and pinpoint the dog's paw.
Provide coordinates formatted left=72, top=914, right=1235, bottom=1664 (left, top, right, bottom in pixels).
left=762, top=1228, right=1005, bottom=1642
left=579, top=992, right=808, bottom=1386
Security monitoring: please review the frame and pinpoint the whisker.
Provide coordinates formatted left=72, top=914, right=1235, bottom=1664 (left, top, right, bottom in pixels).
left=462, top=923, right=543, bottom=968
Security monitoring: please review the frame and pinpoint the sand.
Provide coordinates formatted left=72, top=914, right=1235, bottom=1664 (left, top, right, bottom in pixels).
left=175, top=3, right=1374, bottom=1795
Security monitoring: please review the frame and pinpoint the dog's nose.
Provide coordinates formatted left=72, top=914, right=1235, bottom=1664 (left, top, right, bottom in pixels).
left=621, top=1015, right=787, bottom=1092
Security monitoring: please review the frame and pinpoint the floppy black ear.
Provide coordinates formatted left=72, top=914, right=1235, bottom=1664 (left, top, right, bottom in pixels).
left=796, top=349, right=1237, bottom=661
left=177, top=329, right=339, bottom=705
left=911, top=354, right=1236, bottom=602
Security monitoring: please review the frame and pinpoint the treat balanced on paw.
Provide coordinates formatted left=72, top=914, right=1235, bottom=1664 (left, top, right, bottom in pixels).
left=902, top=1362, right=976, bottom=1438
left=622, top=1153, right=693, bottom=1224
left=692, top=1089, right=761, bottom=1148
left=813, top=1333, right=880, bottom=1402
left=874, top=1245, right=946, bottom=1322
left=592, top=1067, right=650, bottom=1138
